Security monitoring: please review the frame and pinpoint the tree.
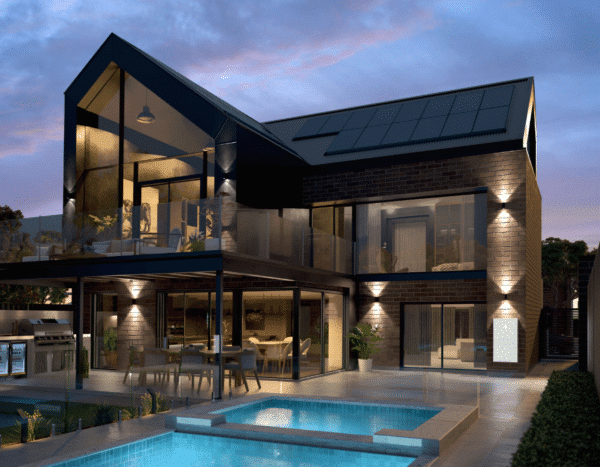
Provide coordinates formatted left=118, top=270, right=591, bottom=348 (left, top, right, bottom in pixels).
left=542, top=237, right=597, bottom=308
left=0, top=205, right=67, bottom=306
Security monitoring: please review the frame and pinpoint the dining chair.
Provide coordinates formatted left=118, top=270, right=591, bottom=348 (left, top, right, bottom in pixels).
left=283, top=336, right=293, bottom=343
left=175, top=349, right=217, bottom=392
left=243, top=340, right=265, bottom=371
left=263, top=344, right=283, bottom=373
left=224, top=348, right=261, bottom=391
left=123, top=345, right=144, bottom=384
left=139, top=348, right=176, bottom=386
left=299, top=338, right=311, bottom=365
left=281, top=341, right=294, bottom=373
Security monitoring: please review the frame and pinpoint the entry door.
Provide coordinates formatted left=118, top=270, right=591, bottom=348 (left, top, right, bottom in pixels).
left=403, top=304, right=441, bottom=368
left=402, top=303, right=487, bottom=370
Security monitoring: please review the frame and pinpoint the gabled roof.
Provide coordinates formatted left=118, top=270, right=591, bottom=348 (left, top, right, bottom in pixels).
left=65, top=33, right=304, bottom=163
left=263, top=77, right=535, bottom=167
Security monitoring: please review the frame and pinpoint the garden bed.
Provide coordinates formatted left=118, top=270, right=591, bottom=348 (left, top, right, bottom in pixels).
left=511, top=371, right=600, bottom=466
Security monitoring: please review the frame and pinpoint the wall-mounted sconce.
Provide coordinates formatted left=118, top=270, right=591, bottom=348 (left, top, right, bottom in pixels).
left=132, top=298, right=137, bottom=305
left=374, top=297, right=380, bottom=303
left=504, top=294, right=508, bottom=300
left=502, top=202, right=506, bottom=209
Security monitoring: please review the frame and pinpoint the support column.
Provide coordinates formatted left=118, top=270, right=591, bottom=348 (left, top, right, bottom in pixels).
left=214, top=270, right=224, bottom=399
left=292, top=288, right=300, bottom=380
left=73, top=277, right=84, bottom=390
left=232, top=289, right=243, bottom=347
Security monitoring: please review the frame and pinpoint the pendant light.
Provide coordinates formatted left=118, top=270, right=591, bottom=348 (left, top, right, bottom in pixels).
left=137, top=88, right=156, bottom=124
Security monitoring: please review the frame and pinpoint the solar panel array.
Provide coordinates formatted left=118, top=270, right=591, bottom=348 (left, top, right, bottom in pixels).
left=292, top=85, right=514, bottom=155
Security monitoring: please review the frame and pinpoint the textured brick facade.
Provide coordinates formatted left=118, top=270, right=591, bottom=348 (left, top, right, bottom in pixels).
left=305, top=148, right=541, bottom=374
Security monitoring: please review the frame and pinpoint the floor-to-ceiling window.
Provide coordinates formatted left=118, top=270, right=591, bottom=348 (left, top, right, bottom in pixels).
left=91, top=293, right=118, bottom=369
left=159, top=287, right=346, bottom=379
left=242, top=290, right=294, bottom=378
left=356, top=193, right=487, bottom=274
left=402, top=303, right=487, bottom=370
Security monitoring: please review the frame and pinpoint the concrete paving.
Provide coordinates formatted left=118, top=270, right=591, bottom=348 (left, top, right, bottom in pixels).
left=0, top=360, right=576, bottom=467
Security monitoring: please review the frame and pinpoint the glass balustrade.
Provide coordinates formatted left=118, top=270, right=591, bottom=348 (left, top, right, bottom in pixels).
left=0, top=200, right=354, bottom=274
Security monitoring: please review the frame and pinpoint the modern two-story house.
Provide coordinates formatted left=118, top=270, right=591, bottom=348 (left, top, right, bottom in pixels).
left=0, top=33, right=541, bottom=388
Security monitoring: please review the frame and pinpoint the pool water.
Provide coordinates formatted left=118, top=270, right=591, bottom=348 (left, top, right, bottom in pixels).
left=47, top=432, right=417, bottom=467
left=213, top=398, right=441, bottom=435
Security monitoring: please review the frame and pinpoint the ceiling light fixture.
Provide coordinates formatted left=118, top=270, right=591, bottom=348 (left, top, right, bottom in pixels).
left=137, top=88, right=155, bottom=124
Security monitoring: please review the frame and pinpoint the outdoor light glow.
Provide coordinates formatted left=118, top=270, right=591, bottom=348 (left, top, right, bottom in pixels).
left=129, top=280, right=144, bottom=299
left=369, top=282, right=387, bottom=297
left=131, top=305, right=140, bottom=314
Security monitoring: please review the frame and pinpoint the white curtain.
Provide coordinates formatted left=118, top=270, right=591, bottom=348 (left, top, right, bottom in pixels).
left=393, top=221, right=426, bottom=272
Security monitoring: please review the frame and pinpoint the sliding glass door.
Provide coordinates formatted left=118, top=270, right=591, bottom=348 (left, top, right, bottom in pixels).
left=402, top=303, right=487, bottom=370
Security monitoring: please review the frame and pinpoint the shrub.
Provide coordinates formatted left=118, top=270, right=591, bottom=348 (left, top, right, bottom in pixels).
left=511, top=371, right=600, bottom=467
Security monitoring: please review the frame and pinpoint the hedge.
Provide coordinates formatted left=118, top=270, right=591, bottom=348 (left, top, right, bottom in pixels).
left=511, top=371, right=600, bottom=467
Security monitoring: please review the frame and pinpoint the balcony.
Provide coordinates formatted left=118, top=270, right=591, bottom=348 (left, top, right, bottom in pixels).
left=0, top=199, right=353, bottom=275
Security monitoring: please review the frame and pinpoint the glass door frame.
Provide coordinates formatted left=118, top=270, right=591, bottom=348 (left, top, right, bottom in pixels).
left=400, top=301, right=486, bottom=370
left=158, top=287, right=347, bottom=380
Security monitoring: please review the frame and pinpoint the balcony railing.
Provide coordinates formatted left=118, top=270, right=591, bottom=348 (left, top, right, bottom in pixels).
left=0, top=199, right=353, bottom=274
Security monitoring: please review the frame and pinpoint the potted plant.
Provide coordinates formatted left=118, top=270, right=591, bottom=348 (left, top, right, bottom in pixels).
left=348, top=323, right=383, bottom=372
left=103, top=327, right=118, bottom=368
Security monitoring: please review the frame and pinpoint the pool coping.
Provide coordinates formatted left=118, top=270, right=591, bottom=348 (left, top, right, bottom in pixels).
left=165, top=393, right=478, bottom=463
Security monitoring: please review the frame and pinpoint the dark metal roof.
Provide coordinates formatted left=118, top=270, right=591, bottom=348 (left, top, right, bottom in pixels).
left=65, top=33, right=304, bottom=163
left=263, top=77, right=535, bottom=166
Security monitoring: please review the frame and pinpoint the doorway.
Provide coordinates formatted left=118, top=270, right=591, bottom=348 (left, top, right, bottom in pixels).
left=401, top=303, right=487, bottom=370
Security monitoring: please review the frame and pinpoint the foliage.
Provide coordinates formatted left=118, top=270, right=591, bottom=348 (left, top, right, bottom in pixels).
left=93, top=403, right=116, bottom=426
left=88, top=199, right=133, bottom=238
left=16, top=409, right=51, bottom=441
left=183, top=231, right=206, bottom=252
left=542, top=237, right=597, bottom=308
left=80, top=346, right=90, bottom=378
left=348, top=323, right=383, bottom=360
left=511, top=371, right=600, bottom=466
left=141, top=392, right=169, bottom=415
left=103, top=327, right=118, bottom=351
left=0, top=284, right=67, bottom=305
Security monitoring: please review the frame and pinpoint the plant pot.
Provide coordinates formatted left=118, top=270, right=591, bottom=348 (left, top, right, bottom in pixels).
left=357, top=358, right=373, bottom=372
left=104, top=350, right=118, bottom=369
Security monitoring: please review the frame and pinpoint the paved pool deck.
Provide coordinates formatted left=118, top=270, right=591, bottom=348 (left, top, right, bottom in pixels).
left=0, top=360, right=576, bottom=467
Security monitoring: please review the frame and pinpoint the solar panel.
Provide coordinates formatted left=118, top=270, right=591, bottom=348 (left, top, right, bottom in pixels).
left=480, top=86, right=513, bottom=109
left=368, top=104, right=402, bottom=126
left=450, top=91, right=484, bottom=114
left=394, top=100, right=428, bottom=122
left=326, top=128, right=363, bottom=153
left=381, top=120, right=418, bottom=145
left=318, top=112, right=352, bottom=134
left=343, top=108, right=376, bottom=130
left=421, top=95, right=456, bottom=118
left=293, top=115, right=330, bottom=139
left=410, top=116, right=447, bottom=141
left=472, top=106, right=509, bottom=133
left=441, top=111, right=477, bottom=137
left=353, top=124, right=390, bottom=149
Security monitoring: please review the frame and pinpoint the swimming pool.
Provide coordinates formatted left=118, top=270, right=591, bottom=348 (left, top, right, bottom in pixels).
left=45, top=432, right=418, bottom=467
left=213, top=397, right=441, bottom=435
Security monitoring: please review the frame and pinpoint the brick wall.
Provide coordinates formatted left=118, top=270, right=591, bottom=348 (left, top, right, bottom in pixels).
left=525, top=155, right=543, bottom=371
left=358, top=279, right=487, bottom=367
left=305, top=149, right=538, bottom=374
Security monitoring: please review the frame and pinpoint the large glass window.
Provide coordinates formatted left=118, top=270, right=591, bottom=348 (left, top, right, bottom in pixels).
left=92, top=293, right=118, bottom=369
left=299, top=291, right=322, bottom=377
left=242, top=291, right=293, bottom=378
left=403, top=303, right=487, bottom=370
left=75, top=67, right=215, bottom=218
left=357, top=193, right=486, bottom=274
left=324, top=293, right=344, bottom=372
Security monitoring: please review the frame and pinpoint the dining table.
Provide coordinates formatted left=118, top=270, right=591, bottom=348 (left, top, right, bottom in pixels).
left=198, top=349, right=244, bottom=390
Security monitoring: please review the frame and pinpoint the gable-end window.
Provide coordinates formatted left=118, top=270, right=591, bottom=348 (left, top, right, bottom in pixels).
left=356, top=193, right=486, bottom=274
